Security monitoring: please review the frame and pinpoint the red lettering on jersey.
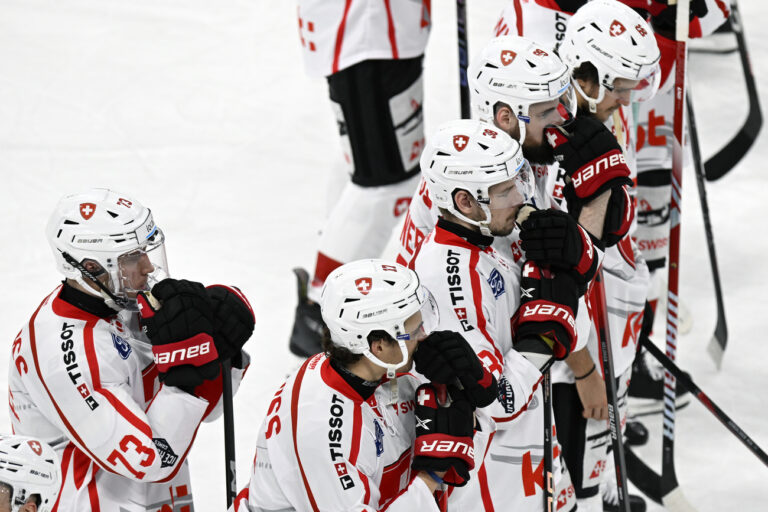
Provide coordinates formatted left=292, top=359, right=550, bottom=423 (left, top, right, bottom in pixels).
left=418, top=179, right=432, bottom=209
left=12, top=332, right=27, bottom=376
left=8, top=390, right=19, bottom=421
left=622, top=311, right=644, bottom=348
left=477, top=350, right=503, bottom=376
left=266, top=384, right=286, bottom=439
left=399, top=212, right=426, bottom=260
left=494, top=18, right=510, bottom=37
left=522, top=450, right=544, bottom=496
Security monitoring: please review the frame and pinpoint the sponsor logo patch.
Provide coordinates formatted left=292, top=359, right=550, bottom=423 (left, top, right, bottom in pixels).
left=487, top=268, right=505, bottom=299
left=497, top=375, right=515, bottom=414
left=153, top=438, right=178, bottom=468
left=374, top=419, right=384, bottom=457
left=328, top=394, right=355, bottom=490
left=111, top=333, right=132, bottom=360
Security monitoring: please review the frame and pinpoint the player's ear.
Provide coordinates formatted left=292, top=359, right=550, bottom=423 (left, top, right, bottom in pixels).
left=21, top=500, right=38, bottom=512
left=453, top=190, right=476, bottom=216
left=494, top=104, right=515, bottom=134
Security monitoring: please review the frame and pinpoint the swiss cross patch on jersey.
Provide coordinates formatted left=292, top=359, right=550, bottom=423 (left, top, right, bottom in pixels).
left=487, top=269, right=505, bottom=299
left=79, top=202, right=96, bottom=220
left=111, top=333, right=132, bottom=360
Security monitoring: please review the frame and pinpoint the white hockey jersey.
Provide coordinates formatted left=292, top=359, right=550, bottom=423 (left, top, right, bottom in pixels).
left=297, top=0, right=432, bottom=77
left=414, top=222, right=577, bottom=511
left=8, top=286, right=246, bottom=512
left=232, top=353, right=439, bottom=512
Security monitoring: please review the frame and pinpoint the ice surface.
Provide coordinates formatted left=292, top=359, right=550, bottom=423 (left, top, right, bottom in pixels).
left=0, top=1, right=766, bottom=510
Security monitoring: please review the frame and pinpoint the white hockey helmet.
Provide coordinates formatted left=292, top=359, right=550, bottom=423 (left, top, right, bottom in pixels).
left=560, top=0, right=661, bottom=111
left=0, top=435, right=60, bottom=512
left=420, top=119, right=534, bottom=236
left=320, top=259, right=438, bottom=380
left=46, top=189, right=169, bottom=311
left=469, top=35, right=576, bottom=143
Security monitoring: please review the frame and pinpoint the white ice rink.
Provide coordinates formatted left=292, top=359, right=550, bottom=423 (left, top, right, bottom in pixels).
left=1, top=1, right=766, bottom=510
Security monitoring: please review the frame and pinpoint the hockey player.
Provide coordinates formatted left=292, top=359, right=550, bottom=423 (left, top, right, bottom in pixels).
left=8, top=189, right=254, bottom=511
left=289, top=0, right=431, bottom=357
left=0, top=434, right=60, bottom=512
left=231, top=259, right=479, bottom=512
left=411, top=119, right=581, bottom=511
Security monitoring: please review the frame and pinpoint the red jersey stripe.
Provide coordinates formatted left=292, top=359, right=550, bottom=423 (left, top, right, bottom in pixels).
left=87, top=466, right=101, bottom=511
left=382, top=0, right=399, bottom=59
left=468, top=250, right=505, bottom=364
left=51, top=442, right=75, bottom=512
left=291, top=358, right=321, bottom=512
left=331, top=0, right=354, bottom=74
left=513, top=0, right=524, bottom=36
left=83, top=321, right=153, bottom=439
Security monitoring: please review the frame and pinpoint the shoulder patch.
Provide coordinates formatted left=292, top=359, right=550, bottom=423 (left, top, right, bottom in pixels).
left=111, top=333, right=132, bottom=360
left=487, top=268, right=506, bottom=299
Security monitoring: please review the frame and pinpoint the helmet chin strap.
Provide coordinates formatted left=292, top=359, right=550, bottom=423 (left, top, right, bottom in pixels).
left=363, top=339, right=409, bottom=404
left=62, top=252, right=126, bottom=311
left=450, top=204, right=494, bottom=237
left=572, top=79, right=606, bottom=114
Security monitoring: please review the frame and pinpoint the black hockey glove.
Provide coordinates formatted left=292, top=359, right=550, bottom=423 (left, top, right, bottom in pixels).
left=206, top=285, right=255, bottom=368
left=412, top=384, right=475, bottom=487
left=602, top=184, right=634, bottom=246
left=413, top=331, right=498, bottom=409
left=545, top=117, right=633, bottom=220
left=649, top=0, right=708, bottom=35
left=138, top=278, right=220, bottom=392
left=514, top=261, right=579, bottom=369
left=519, top=208, right=602, bottom=291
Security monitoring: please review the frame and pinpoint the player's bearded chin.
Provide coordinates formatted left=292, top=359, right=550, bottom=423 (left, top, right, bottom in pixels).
left=522, top=138, right=556, bottom=165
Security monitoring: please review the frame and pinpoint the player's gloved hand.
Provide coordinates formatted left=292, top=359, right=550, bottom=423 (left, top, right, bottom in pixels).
left=602, top=184, right=634, bottom=246
left=545, top=117, right=632, bottom=220
left=514, top=261, right=579, bottom=371
left=519, top=208, right=601, bottom=290
left=137, top=278, right=220, bottom=392
left=412, top=384, right=475, bottom=487
left=649, top=0, right=708, bottom=35
left=413, top=331, right=498, bottom=408
left=206, top=285, right=255, bottom=368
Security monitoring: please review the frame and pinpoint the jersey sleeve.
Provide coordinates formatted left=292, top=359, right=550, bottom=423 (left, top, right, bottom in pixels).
left=28, top=319, right=208, bottom=483
left=395, top=177, right=438, bottom=269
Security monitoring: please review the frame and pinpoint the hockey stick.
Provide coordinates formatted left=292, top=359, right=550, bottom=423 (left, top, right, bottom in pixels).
left=592, top=271, right=631, bottom=512
left=659, top=2, right=697, bottom=509
left=543, top=369, right=553, bottom=512
left=687, top=94, right=728, bottom=368
left=643, top=336, right=768, bottom=467
left=703, top=0, right=762, bottom=181
left=223, top=360, right=237, bottom=507
left=456, top=0, right=470, bottom=119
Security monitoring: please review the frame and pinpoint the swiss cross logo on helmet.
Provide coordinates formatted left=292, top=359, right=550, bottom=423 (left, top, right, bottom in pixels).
left=79, top=203, right=96, bottom=220
left=453, top=135, right=469, bottom=152
left=610, top=20, right=626, bottom=36
left=355, top=277, right=372, bottom=295
left=500, top=49, right=516, bottom=66
left=27, top=440, right=42, bottom=456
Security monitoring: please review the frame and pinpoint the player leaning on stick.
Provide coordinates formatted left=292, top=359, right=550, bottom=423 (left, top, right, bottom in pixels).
left=410, top=119, right=582, bottom=511
left=8, top=189, right=254, bottom=511
left=231, top=259, right=491, bottom=511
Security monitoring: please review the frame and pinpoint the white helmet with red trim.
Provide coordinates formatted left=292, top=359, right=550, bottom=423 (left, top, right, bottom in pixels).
left=0, top=434, right=60, bottom=512
left=469, top=35, right=576, bottom=143
left=559, top=0, right=661, bottom=111
left=46, top=189, right=169, bottom=311
left=320, top=259, right=438, bottom=380
left=420, top=119, right=534, bottom=236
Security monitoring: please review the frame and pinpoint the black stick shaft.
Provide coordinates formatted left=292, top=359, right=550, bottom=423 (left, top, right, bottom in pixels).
left=223, top=360, right=237, bottom=507
left=456, top=0, right=470, bottom=119
left=543, top=370, right=553, bottom=512
left=594, top=271, right=631, bottom=512
left=640, top=337, right=768, bottom=467
left=687, top=94, right=728, bottom=367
